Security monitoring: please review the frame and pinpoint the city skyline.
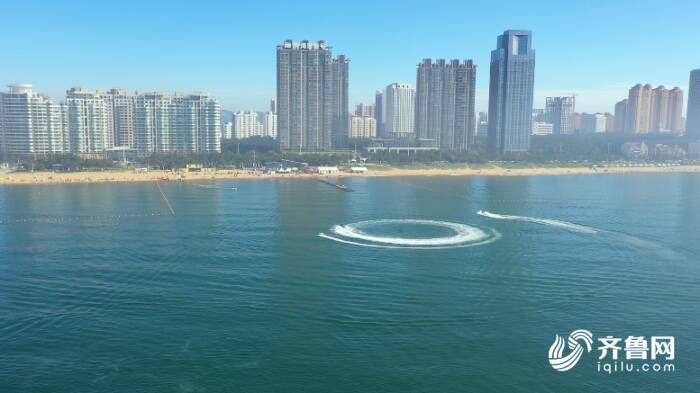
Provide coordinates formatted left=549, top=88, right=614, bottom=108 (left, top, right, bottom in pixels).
left=2, top=1, right=699, bottom=114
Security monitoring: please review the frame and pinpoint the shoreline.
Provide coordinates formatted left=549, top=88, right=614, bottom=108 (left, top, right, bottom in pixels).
left=1, top=165, right=699, bottom=186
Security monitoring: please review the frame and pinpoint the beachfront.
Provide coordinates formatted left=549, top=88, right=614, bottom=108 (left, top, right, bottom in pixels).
left=1, top=164, right=700, bottom=185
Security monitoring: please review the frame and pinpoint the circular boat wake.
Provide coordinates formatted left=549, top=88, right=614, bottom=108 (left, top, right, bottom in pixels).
left=319, top=219, right=500, bottom=249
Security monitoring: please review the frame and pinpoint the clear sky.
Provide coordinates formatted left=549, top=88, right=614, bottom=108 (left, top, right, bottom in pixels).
left=2, top=0, right=699, bottom=114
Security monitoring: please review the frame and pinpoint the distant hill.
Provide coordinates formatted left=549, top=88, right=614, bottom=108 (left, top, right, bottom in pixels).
left=221, top=110, right=234, bottom=122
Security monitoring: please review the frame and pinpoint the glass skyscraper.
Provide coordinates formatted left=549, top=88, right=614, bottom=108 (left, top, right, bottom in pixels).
left=687, top=69, right=700, bottom=139
left=487, top=30, right=536, bottom=154
left=375, top=90, right=384, bottom=136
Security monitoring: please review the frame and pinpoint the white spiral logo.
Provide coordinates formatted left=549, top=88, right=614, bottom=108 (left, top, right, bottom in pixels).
left=548, top=329, right=594, bottom=372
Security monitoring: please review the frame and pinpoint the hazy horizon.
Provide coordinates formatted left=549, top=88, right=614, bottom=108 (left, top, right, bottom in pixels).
left=2, top=0, right=699, bottom=114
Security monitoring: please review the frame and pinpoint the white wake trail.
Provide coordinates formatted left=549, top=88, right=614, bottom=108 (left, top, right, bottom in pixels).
left=476, top=210, right=688, bottom=261
left=319, top=219, right=500, bottom=249
left=476, top=210, right=598, bottom=234
left=319, top=231, right=501, bottom=249
left=332, top=219, right=489, bottom=246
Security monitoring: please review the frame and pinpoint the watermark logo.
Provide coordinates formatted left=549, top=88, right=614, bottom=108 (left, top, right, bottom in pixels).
left=548, top=330, right=675, bottom=374
left=548, top=329, right=594, bottom=371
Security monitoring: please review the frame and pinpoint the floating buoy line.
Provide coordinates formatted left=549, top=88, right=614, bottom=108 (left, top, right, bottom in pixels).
left=0, top=212, right=167, bottom=225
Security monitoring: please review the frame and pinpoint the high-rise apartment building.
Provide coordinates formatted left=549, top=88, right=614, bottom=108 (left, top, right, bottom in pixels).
left=349, top=115, right=377, bottom=139
left=384, top=83, right=415, bottom=137
left=1, top=85, right=222, bottom=156
left=222, top=121, right=233, bottom=139
left=532, top=121, right=553, bottom=136
left=262, top=111, right=277, bottom=139
left=355, top=103, right=375, bottom=118
left=414, top=58, right=477, bottom=150
left=65, top=87, right=115, bottom=154
left=650, top=86, right=670, bottom=131
left=614, top=99, right=628, bottom=132
left=605, top=113, right=615, bottom=132
left=686, top=69, right=700, bottom=138
left=571, top=112, right=582, bottom=132
left=107, top=88, right=135, bottom=147
left=0, top=84, right=66, bottom=156
left=580, top=113, right=607, bottom=133
left=229, top=111, right=277, bottom=140
left=545, top=96, right=575, bottom=135
left=667, top=87, right=684, bottom=133
left=231, top=111, right=276, bottom=140
left=233, top=111, right=263, bottom=139
left=619, top=84, right=683, bottom=134
left=625, top=84, right=654, bottom=133
left=276, top=40, right=349, bottom=150
left=649, top=85, right=684, bottom=132
left=487, top=30, right=536, bottom=153
left=133, top=92, right=221, bottom=153
left=326, top=54, right=350, bottom=148
left=177, top=93, right=221, bottom=153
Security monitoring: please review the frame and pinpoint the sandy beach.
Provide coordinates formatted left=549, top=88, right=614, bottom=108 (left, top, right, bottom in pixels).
left=1, top=164, right=699, bottom=186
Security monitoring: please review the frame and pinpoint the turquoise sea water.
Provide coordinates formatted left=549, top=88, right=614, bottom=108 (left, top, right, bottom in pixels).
left=0, top=174, right=698, bottom=392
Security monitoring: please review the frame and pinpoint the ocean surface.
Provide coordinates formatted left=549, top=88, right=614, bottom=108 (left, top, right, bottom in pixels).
left=0, top=174, right=698, bottom=392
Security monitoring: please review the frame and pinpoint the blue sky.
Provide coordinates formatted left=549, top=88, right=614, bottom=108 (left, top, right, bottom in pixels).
left=2, top=0, right=699, bottom=114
